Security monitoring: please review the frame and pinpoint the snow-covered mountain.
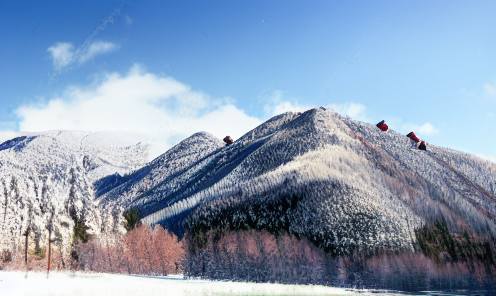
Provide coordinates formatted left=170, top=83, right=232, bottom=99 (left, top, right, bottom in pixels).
left=1, top=107, right=495, bottom=259
left=0, top=131, right=148, bottom=256
left=95, top=131, right=225, bottom=232
left=98, top=107, right=496, bottom=255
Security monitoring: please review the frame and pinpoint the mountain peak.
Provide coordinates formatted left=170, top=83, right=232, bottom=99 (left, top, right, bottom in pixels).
left=1, top=109, right=495, bottom=263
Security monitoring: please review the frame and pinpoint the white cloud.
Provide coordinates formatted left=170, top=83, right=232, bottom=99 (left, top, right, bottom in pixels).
left=16, top=64, right=261, bottom=159
left=0, top=122, right=20, bottom=144
left=265, top=98, right=437, bottom=140
left=417, top=122, right=438, bottom=135
left=326, top=102, right=370, bottom=122
left=48, top=8, right=120, bottom=75
left=400, top=122, right=439, bottom=138
left=125, top=15, right=133, bottom=25
left=488, top=112, right=495, bottom=119
left=0, top=131, right=20, bottom=144
left=48, top=41, right=119, bottom=71
left=0, top=121, right=16, bottom=130
left=262, top=90, right=315, bottom=117
left=79, top=41, right=118, bottom=64
left=475, top=153, right=496, bottom=164
left=47, top=42, right=74, bottom=70
left=264, top=98, right=370, bottom=124
left=484, top=82, right=496, bottom=98
left=272, top=101, right=313, bottom=115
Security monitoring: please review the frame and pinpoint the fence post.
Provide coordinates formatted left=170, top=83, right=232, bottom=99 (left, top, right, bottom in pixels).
left=23, top=226, right=30, bottom=272
left=47, top=224, right=52, bottom=278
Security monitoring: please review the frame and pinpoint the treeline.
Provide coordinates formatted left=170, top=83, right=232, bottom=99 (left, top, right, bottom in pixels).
left=184, top=229, right=332, bottom=285
left=416, top=217, right=496, bottom=267
left=184, top=228, right=496, bottom=291
left=2, top=222, right=495, bottom=292
left=72, top=224, right=184, bottom=275
left=1, top=224, right=184, bottom=276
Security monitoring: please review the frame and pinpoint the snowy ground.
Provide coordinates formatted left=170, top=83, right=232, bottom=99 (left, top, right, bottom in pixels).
left=0, top=271, right=406, bottom=296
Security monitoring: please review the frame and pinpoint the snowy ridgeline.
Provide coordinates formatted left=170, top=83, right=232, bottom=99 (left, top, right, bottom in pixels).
left=0, top=131, right=148, bottom=255
left=95, top=131, right=226, bottom=232
left=98, top=108, right=496, bottom=255
left=1, top=107, right=496, bottom=258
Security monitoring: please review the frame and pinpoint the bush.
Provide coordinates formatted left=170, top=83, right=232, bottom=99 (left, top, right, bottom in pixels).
left=124, top=209, right=141, bottom=232
left=184, top=227, right=496, bottom=291
left=184, top=229, right=329, bottom=285
left=1, top=250, right=12, bottom=263
left=70, top=208, right=90, bottom=243
left=73, top=224, right=185, bottom=275
left=35, top=246, right=46, bottom=259
left=416, top=216, right=496, bottom=265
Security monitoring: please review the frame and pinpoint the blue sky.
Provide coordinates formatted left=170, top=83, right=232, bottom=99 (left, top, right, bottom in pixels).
left=0, top=0, right=495, bottom=160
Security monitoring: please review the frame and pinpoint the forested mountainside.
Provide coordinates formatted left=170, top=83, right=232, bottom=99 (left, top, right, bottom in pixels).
left=0, top=131, right=148, bottom=258
left=98, top=107, right=496, bottom=257
left=1, top=107, right=496, bottom=290
left=95, top=132, right=225, bottom=232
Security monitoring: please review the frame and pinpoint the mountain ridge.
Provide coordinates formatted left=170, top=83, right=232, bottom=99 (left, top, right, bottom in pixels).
left=1, top=107, right=495, bottom=260
left=0, top=130, right=148, bottom=255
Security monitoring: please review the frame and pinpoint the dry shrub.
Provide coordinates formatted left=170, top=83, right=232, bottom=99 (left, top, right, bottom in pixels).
left=184, top=229, right=327, bottom=284
left=185, top=228, right=496, bottom=291
left=1, top=249, right=13, bottom=263
left=73, top=224, right=184, bottom=275
left=361, top=252, right=496, bottom=291
left=122, top=224, right=185, bottom=275
left=0, top=249, right=13, bottom=270
left=2, top=245, right=66, bottom=273
left=3, top=224, right=185, bottom=276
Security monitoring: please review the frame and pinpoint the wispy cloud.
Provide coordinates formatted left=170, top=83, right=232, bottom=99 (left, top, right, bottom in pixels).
left=262, top=90, right=315, bottom=116
left=475, top=153, right=496, bottom=164
left=77, top=8, right=120, bottom=54
left=323, top=103, right=439, bottom=138
left=264, top=95, right=438, bottom=140
left=417, top=122, right=439, bottom=136
left=48, top=8, right=121, bottom=75
left=394, top=121, right=439, bottom=138
left=16, top=64, right=261, bottom=158
left=125, top=15, right=133, bottom=25
left=326, top=102, right=370, bottom=122
left=48, top=41, right=119, bottom=71
left=0, top=122, right=19, bottom=144
left=47, top=42, right=74, bottom=71
left=271, top=101, right=312, bottom=115
left=0, top=121, right=17, bottom=130
left=79, top=41, right=118, bottom=64
left=0, top=131, right=20, bottom=144
left=484, top=82, right=496, bottom=99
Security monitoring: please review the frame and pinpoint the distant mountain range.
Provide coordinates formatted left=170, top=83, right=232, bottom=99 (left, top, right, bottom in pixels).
left=1, top=107, right=496, bottom=260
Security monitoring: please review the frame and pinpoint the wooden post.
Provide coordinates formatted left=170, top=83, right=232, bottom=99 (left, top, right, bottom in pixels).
left=47, top=225, right=52, bottom=278
left=23, top=226, right=30, bottom=270
left=47, top=209, right=54, bottom=279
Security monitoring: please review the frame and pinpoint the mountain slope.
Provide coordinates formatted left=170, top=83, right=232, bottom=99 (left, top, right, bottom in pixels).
left=100, top=107, right=496, bottom=255
left=0, top=131, right=148, bottom=256
left=2, top=107, right=495, bottom=262
left=96, top=131, right=225, bottom=232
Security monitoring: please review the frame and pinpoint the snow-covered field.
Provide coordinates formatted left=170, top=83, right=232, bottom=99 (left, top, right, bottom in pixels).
left=0, top=271, right=397, bottom=296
